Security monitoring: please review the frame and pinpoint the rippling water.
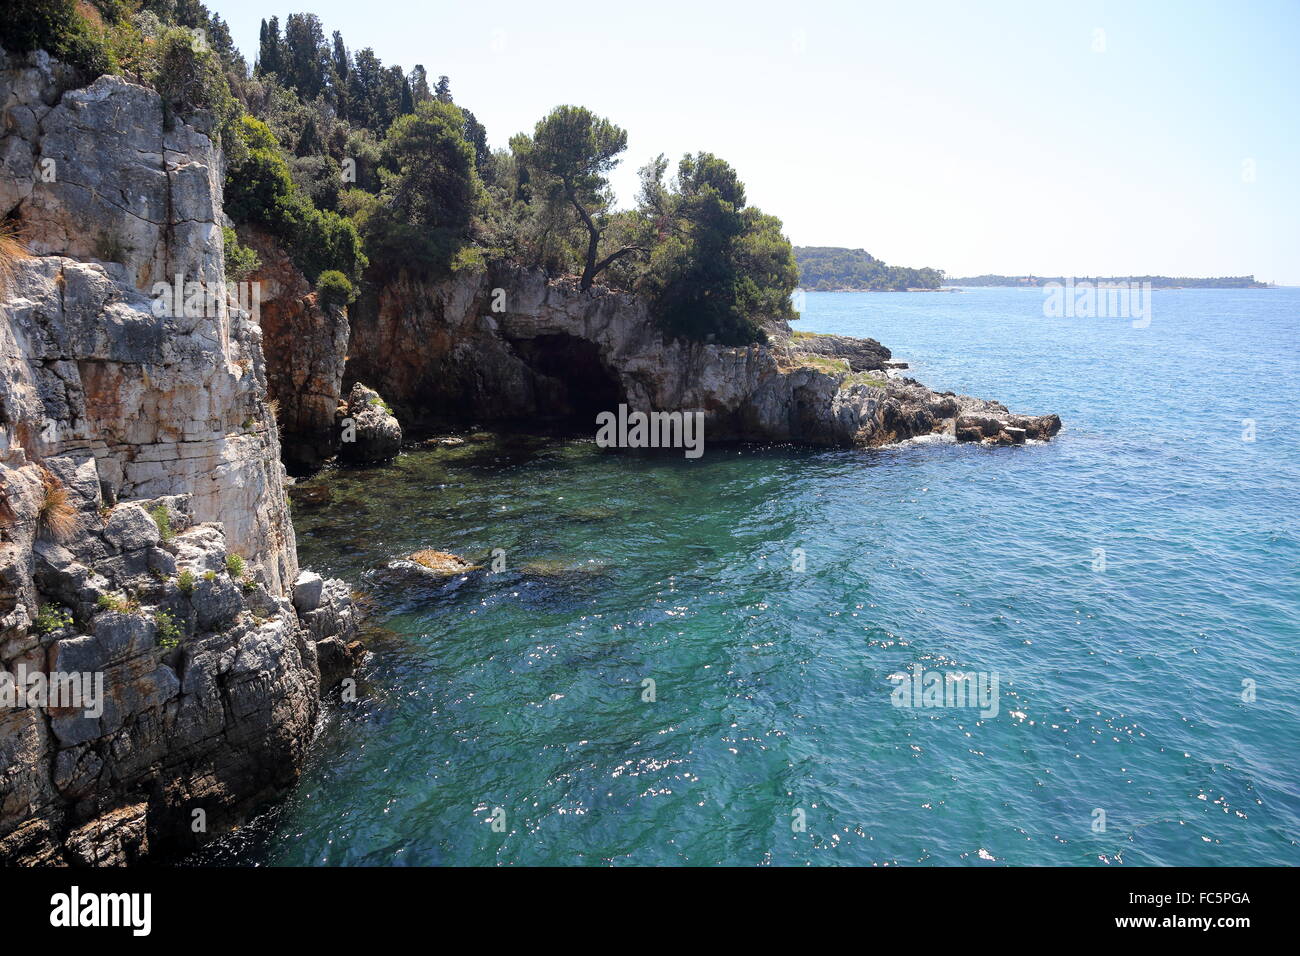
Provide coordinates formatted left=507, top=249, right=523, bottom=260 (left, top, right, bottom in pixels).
left=217, top=287, right=1300, bottom=866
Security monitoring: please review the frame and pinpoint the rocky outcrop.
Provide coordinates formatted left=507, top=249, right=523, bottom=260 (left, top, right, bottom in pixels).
left=0, top=54, right=223, bottom=293
left=0, top=459, right=357, bottom=865
left=778, top=330, right=892, bottom=371
left=337, top=383, right=402, bottom=462
left=0, top=49, right=360, bottom=864
left=243, top=229, right=351, bottom=472
left=346, top=263, right=1060, bottom=447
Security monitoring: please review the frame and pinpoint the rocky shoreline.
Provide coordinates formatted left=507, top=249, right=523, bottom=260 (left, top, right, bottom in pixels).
left=269, top=261, right=1059, bottom=460
left=0, top=51, right=1058, bottom=865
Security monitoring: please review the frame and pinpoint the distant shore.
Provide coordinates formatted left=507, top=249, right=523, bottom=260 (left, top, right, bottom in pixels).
left=947, top=275, right=1271, bottom=289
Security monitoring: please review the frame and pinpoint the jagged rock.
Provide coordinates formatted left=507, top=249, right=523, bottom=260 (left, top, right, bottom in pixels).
left=955, top=412, right=1062, bottom=445
left=299, top=578, right=359, bottom=646
left=102, top=504, right=162, bottom=552
left=63, top=803, right=149, bottom=867
left=0, top=56, right=364, bottom=866
left=344, top=262, right=1060, bottom=447
left=292, top=571, right=324, bottom=613
left=337, top=383, right=402, bottom=462
left=315, top=636, right=362, bottom=691
left=244, top=229, right=351, bottom=471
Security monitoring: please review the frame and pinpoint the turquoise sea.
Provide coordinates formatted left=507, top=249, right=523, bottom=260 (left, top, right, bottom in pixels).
left=215, top=286, right=1300, bottom=866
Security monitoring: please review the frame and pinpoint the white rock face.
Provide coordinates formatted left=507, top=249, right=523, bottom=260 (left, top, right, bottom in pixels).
left=0, top=48, right=294, bottom=591
left=0, top=51, right=359, bottom=865
left=0, top=256, right=297, bottom=591
left=0, top=53, right=225, bottom=292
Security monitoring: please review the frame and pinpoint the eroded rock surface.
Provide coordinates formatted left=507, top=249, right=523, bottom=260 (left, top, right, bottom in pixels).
left=0, top=51, right=360, bottom=865
left=337, top=383, right=402, bottom=462
left=244, top=228, right=351, bottom=472
left=345, top=263, right=1060, bottom=448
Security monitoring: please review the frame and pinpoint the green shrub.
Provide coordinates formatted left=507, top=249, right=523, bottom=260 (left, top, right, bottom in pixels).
left=0, top=0, right=114, bottom=79
left=148, top=503, right=173, bottom=542
left=315, top=269, right=355, bottom=308
left=222, top=226, right=260, bottom=282
left=154, top=609, right=181, bottom=648
left=224, top=117, right=294, bottom=223
left=152, top=26, right=237, bottom=137
left=35, top=603, right=73, bottom=635
left=176, top=570, right=196, bottom=594
left=224, top=116, right=366, bottom=285
left=224, top=553, right=245, bottom=578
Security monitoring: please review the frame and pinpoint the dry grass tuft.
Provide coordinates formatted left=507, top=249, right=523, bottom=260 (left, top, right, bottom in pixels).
left=37, top=467, right=80, bottom=541
left=0, top=221, right=32, bottom=298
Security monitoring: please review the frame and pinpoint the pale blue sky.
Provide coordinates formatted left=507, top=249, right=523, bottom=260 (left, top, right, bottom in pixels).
left=212, top=0, right=1300, bottom=283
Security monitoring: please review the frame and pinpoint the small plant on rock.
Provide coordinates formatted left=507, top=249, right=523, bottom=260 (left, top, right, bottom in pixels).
left=154, top=610, right=182, bottom=649
left=0, top=220, right=32, bottom=298
left=93, top=231, right=131, bottom=264
left=149, top=504, right=174, bottom=542
left=35, top=603, right=73, bottom=635
left=36, top=467, right=79, bottom=541
left=96, top=592, right=139, bottom=615
left=225, top=553, right=245, bottom=579
left=176, top=570, right=196, bottom=594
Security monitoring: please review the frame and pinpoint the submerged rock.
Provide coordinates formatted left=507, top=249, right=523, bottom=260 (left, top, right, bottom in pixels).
left=519, top=558, right=612, bottom=579
left=392, top=550, right=481, bottom=577
left=287, top=484, right=334, bottom=507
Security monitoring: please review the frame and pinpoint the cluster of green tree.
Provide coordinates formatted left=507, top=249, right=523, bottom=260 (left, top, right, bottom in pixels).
left=794, top=247, right=944, bottom=291
left=950, top=274, right=1270, bottom=288
left=3, top=1, right=799, bottom=344
left=4, top=1, right=244, bottom=137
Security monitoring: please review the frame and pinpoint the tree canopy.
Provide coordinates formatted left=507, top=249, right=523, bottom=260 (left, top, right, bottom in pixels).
left=7, top=1, right=803, bottom=341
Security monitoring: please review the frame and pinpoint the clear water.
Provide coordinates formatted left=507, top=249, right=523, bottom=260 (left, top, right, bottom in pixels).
left=231, top=287, right=1300, bottom=866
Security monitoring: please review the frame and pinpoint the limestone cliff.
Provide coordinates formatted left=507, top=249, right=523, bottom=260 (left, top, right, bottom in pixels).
left=241, top=227, right=350, bottom=472
left=0, top=49, right=358, bottom=864
left=343, top=263, right=1061, bottom=448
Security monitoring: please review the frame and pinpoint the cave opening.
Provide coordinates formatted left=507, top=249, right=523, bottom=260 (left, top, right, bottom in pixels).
left=508, top=333, right=626, bottom=430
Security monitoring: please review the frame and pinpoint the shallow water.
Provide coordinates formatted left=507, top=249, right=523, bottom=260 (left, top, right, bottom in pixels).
left=216, top=287, right=1299, bottom=866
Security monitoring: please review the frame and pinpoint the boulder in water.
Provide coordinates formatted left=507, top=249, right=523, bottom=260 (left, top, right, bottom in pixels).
left=338, top=383, right=403, bottom=462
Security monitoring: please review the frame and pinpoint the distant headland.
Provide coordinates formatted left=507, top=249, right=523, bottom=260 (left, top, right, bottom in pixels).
left=794, top=247, right=944, bottom=291
left=946, top=274, right=1272, bottom=289
left=794, top=247, right=1272, bottom=291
